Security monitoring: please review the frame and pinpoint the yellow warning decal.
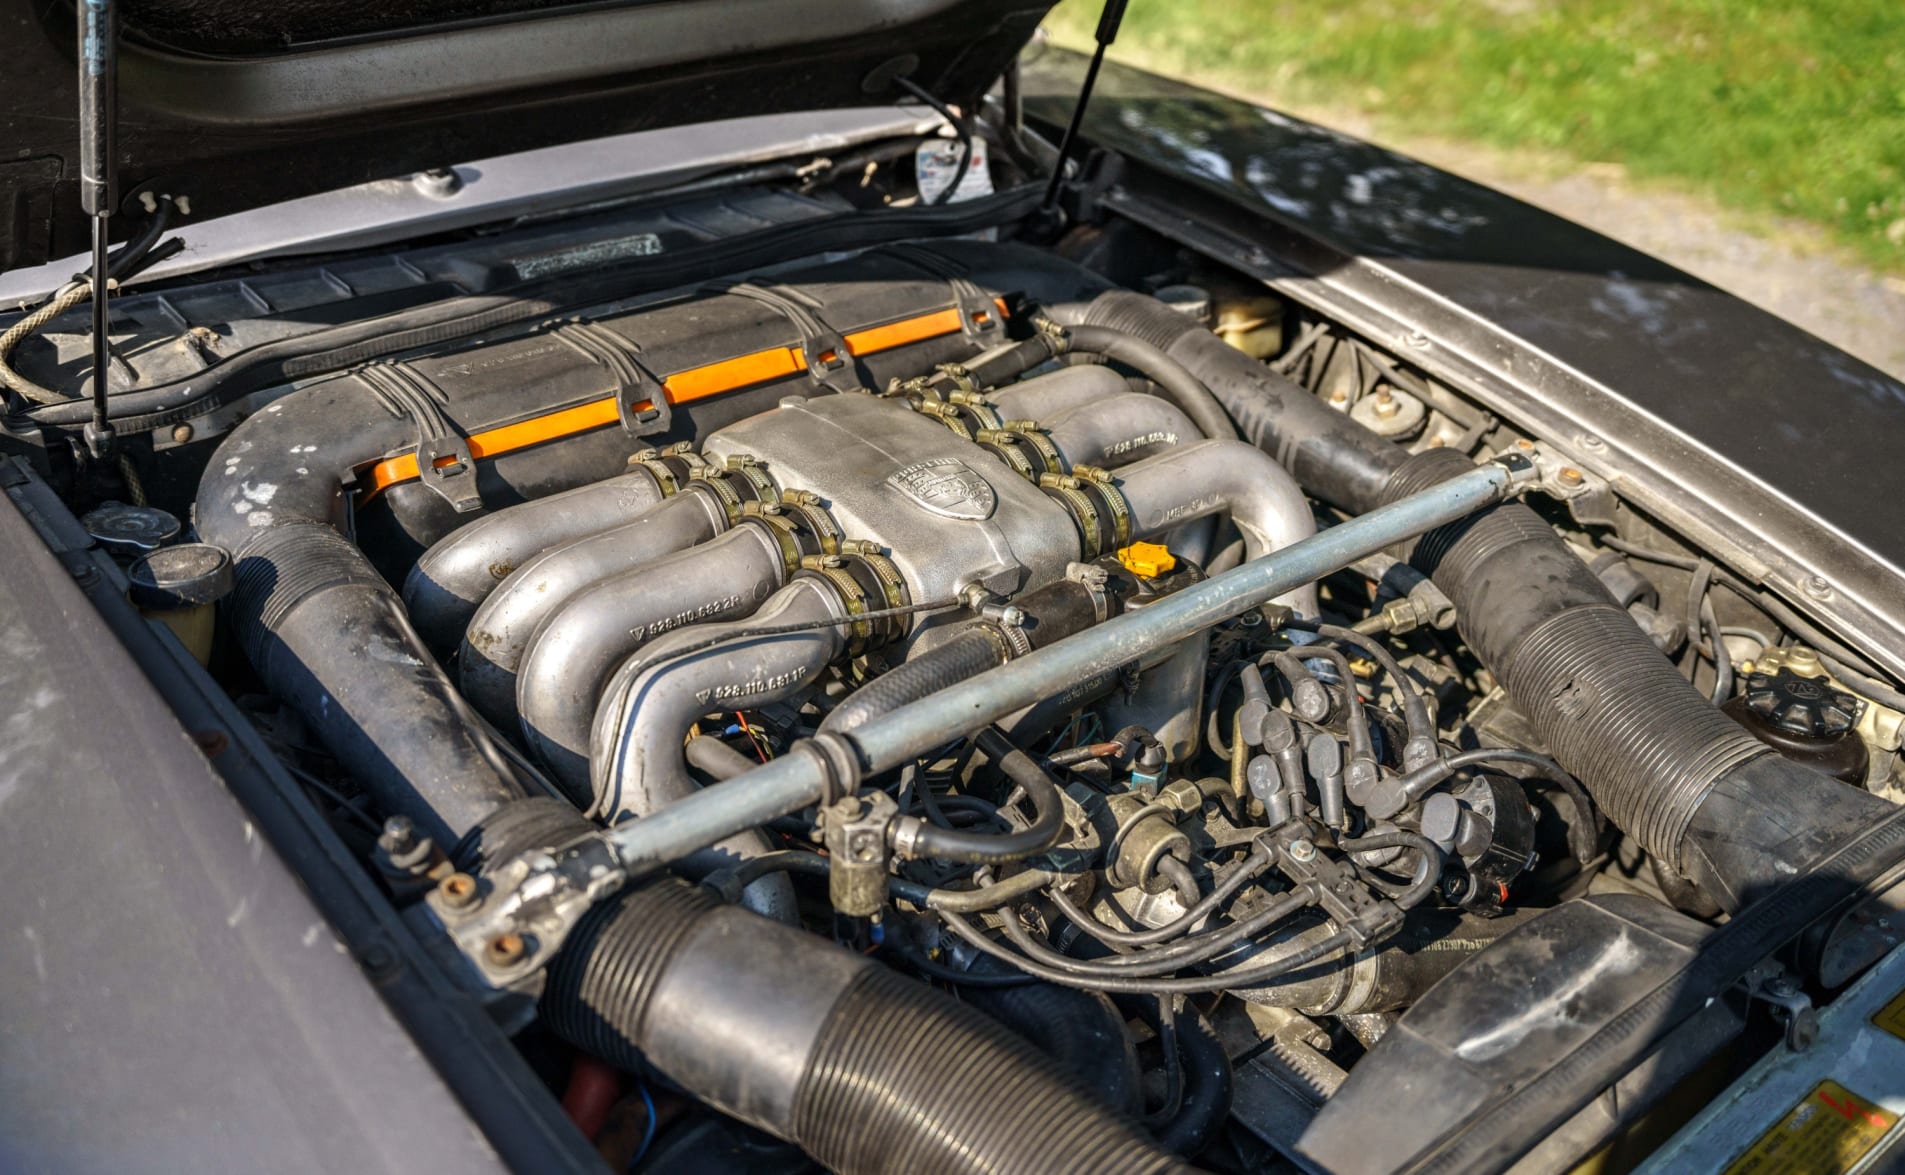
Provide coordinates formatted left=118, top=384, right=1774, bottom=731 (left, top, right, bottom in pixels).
left=1723, top=1080, right=1897, bottom=1175
left=1872, top=986, right=1905, bottom=1042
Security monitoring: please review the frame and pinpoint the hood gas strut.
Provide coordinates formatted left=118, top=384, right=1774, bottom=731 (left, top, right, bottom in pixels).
left=77, top=0, right=118, bottom=458
left=1038, top=0, right=1129, bottom=221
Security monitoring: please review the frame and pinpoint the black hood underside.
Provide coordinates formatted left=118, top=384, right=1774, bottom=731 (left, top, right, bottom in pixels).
left=0, top=0, right=1052, bottom=273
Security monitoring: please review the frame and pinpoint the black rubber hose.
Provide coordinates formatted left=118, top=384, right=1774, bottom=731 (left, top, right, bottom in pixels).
left=821, top=625, right=1011, bottom=736
left=947, top=331, right=1066, bottom=392
left=901, top=726, right=1066, bottom=865
left=684, top=734, right=757, bottom=782
left=1049, top=291, right=1405, bottom=510
left=1054, top=321, right=1239, bottom=442
left=539, top=871, right=1183, bottom=1175
left=1074, top=290, right=1905, bottom=915
left=1154, top=1003, right=1233, bottom=1158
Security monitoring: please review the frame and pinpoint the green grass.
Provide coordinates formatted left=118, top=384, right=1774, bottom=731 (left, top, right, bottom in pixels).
left=1047, top=0, right=1905, bottom=272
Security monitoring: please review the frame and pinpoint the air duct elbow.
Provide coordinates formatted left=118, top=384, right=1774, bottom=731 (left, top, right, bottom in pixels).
left=458, top=487, right=730, bottom=729
left=403, top=468, right=664, bottom=655
left=1116, top=438, right=1319, bottom=615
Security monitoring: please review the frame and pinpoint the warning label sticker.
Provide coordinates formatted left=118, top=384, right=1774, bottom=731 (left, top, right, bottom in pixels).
left=1872, top=987, right=1905, bottom=1042
left=1723, top=1080, right=1897, bottom=1175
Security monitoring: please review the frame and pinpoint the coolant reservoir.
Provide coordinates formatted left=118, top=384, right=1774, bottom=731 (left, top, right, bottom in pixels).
left=128, top=543, right=234, bottom=665
left=1214, top=292, right=1285, bottom=360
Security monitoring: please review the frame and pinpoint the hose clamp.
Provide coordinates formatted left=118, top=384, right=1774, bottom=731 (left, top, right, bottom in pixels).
left=779, top=488, right=843, bottom=556
left=933, top=361, right=980, bottom=397
left=720, top=453, right=781, bottom=504
left=738, top=506, right=805, bottom=573
left=994, top=615, right=1035, bottom=659
left=796, top=731, right=865, bottom=807
left=1073, top=465, right=1132, bottom=550
left=626, top=442, right=708, bottom=498
left=801, top=557, right=878, bottom=653
left=1040, top=473, right=1107, bottom=560
left=973, top=428, right=1036, bottom=481
left=913, top=398, right=975, bottom=442
left=946, top=390, right=1004, bottom=431
left=1000, top=419, right=1066, bottom=479
left=687, top=462, right=747, bottom=525
left=798, top=545, right=908, bottom=654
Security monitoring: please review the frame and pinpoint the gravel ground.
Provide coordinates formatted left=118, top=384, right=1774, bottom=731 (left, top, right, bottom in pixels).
left=1280, top=105, right=1905, bottom=381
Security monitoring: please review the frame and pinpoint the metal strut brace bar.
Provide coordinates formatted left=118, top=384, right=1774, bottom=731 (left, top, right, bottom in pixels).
left=428, top=453, right=1536, bottom=992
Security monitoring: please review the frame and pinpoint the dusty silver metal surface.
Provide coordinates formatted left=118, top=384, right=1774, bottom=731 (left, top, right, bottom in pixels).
left=702, top=393, right=1081, bottom=604
left=1641, top=943, right=1905, bottom=1174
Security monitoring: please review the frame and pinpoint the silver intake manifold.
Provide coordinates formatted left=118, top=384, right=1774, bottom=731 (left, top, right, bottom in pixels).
left=407, top=364, right=1316, bottom=843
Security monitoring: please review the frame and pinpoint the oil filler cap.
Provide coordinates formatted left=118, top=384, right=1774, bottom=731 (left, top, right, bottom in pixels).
left=1739, top=668, right=1862, bottom=738
left=1722, top=667, right=1869, bottom=783
left=1117, top=541, right=1176, bottom=578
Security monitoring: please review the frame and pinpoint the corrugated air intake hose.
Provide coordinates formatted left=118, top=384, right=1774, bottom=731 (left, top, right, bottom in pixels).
left=459, top=801, right=1180, bottom=1172
left=504, top=803, right=1184, bottom=1175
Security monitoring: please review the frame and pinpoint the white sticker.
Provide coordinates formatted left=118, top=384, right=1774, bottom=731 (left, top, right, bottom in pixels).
left=915, top=136, right=993, bottom=205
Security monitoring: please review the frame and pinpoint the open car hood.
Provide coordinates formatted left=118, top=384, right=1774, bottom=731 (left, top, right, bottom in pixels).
left=0, top=0, right=1052, bottom=272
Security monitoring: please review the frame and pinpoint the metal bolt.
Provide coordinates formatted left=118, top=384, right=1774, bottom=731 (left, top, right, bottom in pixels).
left=378, top=816, right=417, bottom=857
left=1373, top=388, right=1399, bottom=418
left=170, top=423, right=194, bottom=444
left=1579, top=434, right=1607, bottom=452
left=1328, top=390, right=1348, bottom=405
left=1788, top=1008, right=1819, bottom=1051
left=1515, top=438, right=1535, bottom=451
left=1766, top=973, right=1799, bottom=998
left=484, top=933, right=527, bottom=969
left=413, top=167, right=462, bottom=197
left=438, top=872, right=479, bottom=910
left=1802, top=575, right=1833, bottom=601
left=1287, top=839, right=1317, bottom=863
left=1557, top=467, right=1584, bottom=488
left=1403, top=330, right=1430, bottom=349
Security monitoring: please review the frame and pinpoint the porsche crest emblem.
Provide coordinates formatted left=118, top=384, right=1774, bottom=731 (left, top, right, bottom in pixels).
left=887, top=458, right=997, bottom=521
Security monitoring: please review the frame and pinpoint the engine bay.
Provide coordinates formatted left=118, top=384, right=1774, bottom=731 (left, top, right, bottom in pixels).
left=11, top=159, right=1905, bottom=1173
